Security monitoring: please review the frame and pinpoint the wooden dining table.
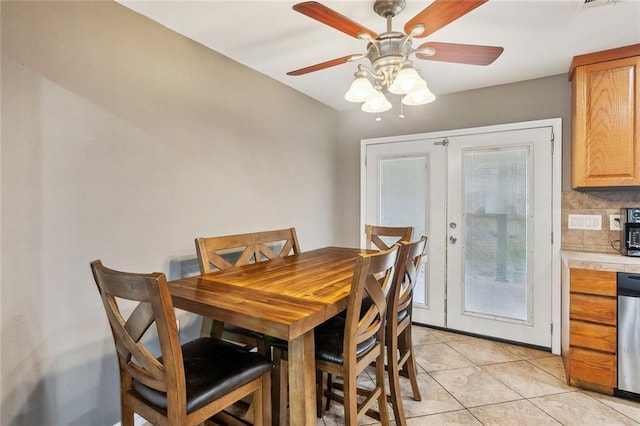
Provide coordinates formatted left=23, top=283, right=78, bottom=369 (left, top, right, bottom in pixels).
left=168, top=246, right=369, bottom=426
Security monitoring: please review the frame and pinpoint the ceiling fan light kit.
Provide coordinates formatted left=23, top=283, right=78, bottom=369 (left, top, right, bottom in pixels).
left=344, top=71, right=378, bottom=102
left=288, top=0, right=503, bottom=121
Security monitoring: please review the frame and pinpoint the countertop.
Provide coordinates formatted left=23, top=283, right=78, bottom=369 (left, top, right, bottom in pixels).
left=561, top=250, right=640, bottom=273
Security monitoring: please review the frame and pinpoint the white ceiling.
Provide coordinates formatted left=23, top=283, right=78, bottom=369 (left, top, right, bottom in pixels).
left=117, top=0, right=640, bottom=111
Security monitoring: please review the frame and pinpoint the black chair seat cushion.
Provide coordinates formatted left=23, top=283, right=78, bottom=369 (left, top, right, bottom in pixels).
left=340, top=300, right=409, bottom=324
left=132, top=337, right=273, bottom=413
left=397, top=308, right=409, bottom=323
left=314, top=316, right=376, bottom=364
left=224, top=323, right=265, bottom=340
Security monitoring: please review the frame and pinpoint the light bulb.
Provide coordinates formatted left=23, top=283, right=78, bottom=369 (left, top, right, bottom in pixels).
left=389, top=67, right=427, bottom=95
left=402, top=85, right=436, bottom=106
left=361, top=91, right=392, bottom=113
left=345, top=77, right=377, bottom=103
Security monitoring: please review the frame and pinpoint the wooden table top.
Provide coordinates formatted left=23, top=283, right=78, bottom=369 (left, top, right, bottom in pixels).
left=169, top=246, right=368, bottom=341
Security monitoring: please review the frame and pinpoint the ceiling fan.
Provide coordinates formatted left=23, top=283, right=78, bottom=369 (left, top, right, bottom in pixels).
left=287, top=0, right=504, bottom=116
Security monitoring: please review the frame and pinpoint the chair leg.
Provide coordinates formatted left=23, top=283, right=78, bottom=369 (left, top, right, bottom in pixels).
left=121, top=399, right=134, bottom=426
left=400, top=327, right=421, bottom=401
left=324, top=373, right=333, bottom=411
left=375, top=351, right=391, bottom=426
left=316, top=370, right=326, bottom=419
left=120, top=372, right=134, bottom=426
left=261, top=372, right=273, bottom=426
left=342, top=371, right=359, bottom=426
left=387, top=334, right=406, bottom=426
left=272, top=348, right=288, bottom=426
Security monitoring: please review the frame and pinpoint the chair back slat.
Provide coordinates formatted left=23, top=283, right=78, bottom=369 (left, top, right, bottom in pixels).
left=91, top=260, right=184, bottom=397
left=390, top=236, right=428, bottom=325
left=346, top=247, right=398, bottom=355
left=195, top=227, right=300, bottom=274
left=365, top=225, right=413, bottom=251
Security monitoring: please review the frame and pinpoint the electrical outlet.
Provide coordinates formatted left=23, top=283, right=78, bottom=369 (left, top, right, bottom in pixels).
left=610, top=214, right=621, bottom=231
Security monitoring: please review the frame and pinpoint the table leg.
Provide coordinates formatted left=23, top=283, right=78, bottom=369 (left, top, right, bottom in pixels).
left=287, top=331, right=316, bottom=426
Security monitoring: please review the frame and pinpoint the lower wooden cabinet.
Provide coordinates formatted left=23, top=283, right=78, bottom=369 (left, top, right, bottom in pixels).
left=564, top=268, right=617, bottom=393
left=569, top=347, right=616, bottom=389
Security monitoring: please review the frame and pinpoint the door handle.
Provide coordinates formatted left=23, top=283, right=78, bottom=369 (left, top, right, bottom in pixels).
left=449, top=236, right=457, bottom=244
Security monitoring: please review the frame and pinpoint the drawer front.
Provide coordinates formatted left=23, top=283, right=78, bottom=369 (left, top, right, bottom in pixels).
left=570, top=293, right=616, bottom=325
left=570, top=268, right=616, bottom=296
left=569, top=320, right=616, bottom=353
left=569, top=347, right=616, bottom=388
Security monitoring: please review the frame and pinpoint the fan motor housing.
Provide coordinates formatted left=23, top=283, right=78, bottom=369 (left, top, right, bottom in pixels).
left=373, top=0, right=406, bottom=18
left=367, top=32, right=410, bottom=82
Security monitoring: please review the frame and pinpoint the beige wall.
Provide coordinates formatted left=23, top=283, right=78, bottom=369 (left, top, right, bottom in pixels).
left=1, top=1, right=338, bottom=424
left=336, top=74, right=572, bottom=246
left=2, top=1, right=633, bottom=425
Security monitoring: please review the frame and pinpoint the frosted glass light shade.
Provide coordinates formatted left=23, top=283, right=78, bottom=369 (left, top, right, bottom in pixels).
left=389, top=67, right=427, bottom=95
left=345, top=77, right=377, bottom=103
left=361, top=91, right=392, bottom=113
left=402, top=86, right=436, bottom=106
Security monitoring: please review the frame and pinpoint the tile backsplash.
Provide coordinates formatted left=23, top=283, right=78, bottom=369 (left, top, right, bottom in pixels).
left=562, top=190, right=640, bottom=253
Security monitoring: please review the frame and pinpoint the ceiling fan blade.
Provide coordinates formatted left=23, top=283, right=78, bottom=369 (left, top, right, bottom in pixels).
left=416, top=42, right=503, bottom=65
left=405, top=0, right=488, bottom=39
left=293, top=1, right=378, bottom=39
left=287, top=54, right=358, bottom=76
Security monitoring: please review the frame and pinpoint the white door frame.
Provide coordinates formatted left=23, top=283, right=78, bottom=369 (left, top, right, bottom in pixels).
left=360, top=118, right=562, bottom=355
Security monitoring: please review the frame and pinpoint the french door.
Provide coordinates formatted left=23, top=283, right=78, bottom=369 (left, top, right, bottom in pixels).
left=363, top=120, right=560, bottom=349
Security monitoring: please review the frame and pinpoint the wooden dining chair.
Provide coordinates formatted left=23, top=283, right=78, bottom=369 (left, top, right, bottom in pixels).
left=386, top=236, right=428, bottom=426
left=195, top=227, right=301, bottom=349
left=91, top=260, right=273, bottom=426
left=316, top=246, right=398, bottom=425
left=365, top=225, right=414, bottom=250
left=273, top=246, right=399, bottom=425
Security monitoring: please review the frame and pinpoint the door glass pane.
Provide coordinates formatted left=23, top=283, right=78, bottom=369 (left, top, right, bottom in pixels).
left=380, top=156, right=427, bottom=304
left=463, top=147, right=529, bottom=321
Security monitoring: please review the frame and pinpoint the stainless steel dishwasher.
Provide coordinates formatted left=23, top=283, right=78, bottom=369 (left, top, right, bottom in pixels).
left=618, top=272, right=640, bottom=398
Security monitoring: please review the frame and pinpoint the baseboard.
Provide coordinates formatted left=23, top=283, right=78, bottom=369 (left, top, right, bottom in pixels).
left=112, top=414, right=148, bottom=426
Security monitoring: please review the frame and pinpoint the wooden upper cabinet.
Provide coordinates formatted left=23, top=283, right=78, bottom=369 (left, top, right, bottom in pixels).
left=569, top=44, right=640, bottom=189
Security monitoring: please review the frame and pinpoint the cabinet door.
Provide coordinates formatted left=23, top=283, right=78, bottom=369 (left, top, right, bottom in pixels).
left=569, top=320, right=616, bottom=353
left=570, top=268, right=616, bottom=296
left=570, top=293, right=616, bottom=325
left=569, top=347, right=617, bottom=388
left=572, top=56, right=640, bottom=188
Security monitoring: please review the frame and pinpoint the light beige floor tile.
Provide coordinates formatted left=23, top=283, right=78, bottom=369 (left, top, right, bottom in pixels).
left=317, top=333, right=638, bottom=426
left=530, top=391, right=640, bottom=425
left=528, top=355, right=567, bottom=381
left=430, top=366, right=522, bottom=408
left=411, top=325, right=442, bottom=345
left=393, top=372, right=464, bottom=419
left=426, top=328, right=475, bottom=343
left=502, top=343, right=553, bottom=360
left=482, top=360, right=574, bottom=398
left=414, top=342, right=474, bottom=372
left=321, top=393, right=384, bottom=426
left=583, top=390, right=640, bottom=423
left=447, top=338, right=521, bottom=365
left=469, top=399, right=561, bottom=425
left=406, top=410, right=483, bottom=425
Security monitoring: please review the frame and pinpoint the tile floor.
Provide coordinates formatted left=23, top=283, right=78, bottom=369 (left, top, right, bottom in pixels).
left=318, top=326, right=640, bottom=425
